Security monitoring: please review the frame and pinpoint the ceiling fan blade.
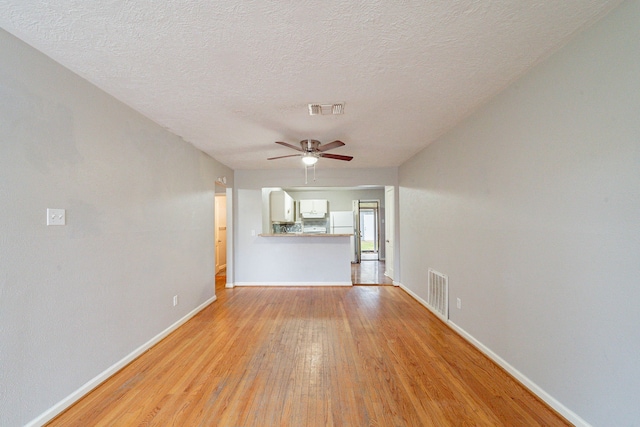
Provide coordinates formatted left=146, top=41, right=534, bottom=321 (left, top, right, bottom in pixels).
left=318, top=140, right=345, bottom=152
left=267, top=154, right=302, bottom=160
left=320, top=153, right=353, bottom=161
left=275, top=141, right=303, bottom=152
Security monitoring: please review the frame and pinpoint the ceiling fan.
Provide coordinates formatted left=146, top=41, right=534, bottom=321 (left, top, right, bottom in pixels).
left=267, top=139, right=353, bottom=166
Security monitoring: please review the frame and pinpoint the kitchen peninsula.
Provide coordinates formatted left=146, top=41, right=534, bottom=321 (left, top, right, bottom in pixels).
left=237, top=232, right=352, bottom=286
left=232, top=188, right=355, bottom=286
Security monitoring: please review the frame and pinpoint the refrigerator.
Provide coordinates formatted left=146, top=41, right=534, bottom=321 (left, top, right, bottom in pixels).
left=330, top=211, right=356, bottom=263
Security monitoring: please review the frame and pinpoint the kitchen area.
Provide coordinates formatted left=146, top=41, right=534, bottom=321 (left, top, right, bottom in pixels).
left=261, top=186, right=388, bottom=264
left=267, top=189, right=355, bottom=237
left=231, top=186, right=387, bottom=287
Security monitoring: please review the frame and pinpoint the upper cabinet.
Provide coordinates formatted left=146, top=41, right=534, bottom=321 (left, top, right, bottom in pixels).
left=300, top=199, right=328, bottom=218
left=270, top=190, right=295, bottom=222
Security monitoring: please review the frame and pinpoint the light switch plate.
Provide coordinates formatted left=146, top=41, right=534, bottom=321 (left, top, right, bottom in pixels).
left=47, top=208, right=66, bottom=226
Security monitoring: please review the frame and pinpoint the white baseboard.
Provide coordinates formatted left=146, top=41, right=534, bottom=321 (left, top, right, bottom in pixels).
left=234, top=281, right=352, bottom=287
left=26, top=295, right=218, bottom=427
left=397, top=282, right=447, bottom=322
left=225, top=282, right=234, bottom=288
left=396, top=282, right=590, bottom=427
left=447, top=321, right=590, bottom=427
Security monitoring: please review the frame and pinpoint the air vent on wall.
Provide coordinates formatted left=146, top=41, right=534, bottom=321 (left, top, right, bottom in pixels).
left=427, top=269, right=449, bottom=320
left=308, top=103, right=345, bottom=115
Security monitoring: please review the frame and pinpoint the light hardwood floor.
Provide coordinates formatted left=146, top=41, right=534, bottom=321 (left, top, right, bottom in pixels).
left=47, top=277, right=569, bottom=426
left=351, top=260, right=394, bottom=285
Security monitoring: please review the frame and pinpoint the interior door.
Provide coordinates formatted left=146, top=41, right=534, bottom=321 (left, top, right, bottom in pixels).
left=384, top=186, right=394, bottom=280
left=352, top=200, right=361, bottom=263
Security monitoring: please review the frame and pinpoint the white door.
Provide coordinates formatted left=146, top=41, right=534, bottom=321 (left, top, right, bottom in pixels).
left=384, top=186, right=394, bottom=280
left=215, top=194, right=227, bottom=274
left=352, top=200, right=361, bottom=263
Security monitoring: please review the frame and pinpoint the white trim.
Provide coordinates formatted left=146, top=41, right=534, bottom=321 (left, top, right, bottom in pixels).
left=397, top=282, right=591, bottom=427
left=234, top=281, right=352, bottom=287
left=25, top=295, right=218, bottom=427
left=225, top=282, right=235, bottom=288
left=398, top=282, right=447, bottom=323
left=447, top=321, right=591, bottom=427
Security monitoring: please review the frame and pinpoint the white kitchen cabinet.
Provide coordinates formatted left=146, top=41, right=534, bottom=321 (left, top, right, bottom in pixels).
left=270, top=190, right=295, bottom=222
left=300, top=199, right=328, bottom=218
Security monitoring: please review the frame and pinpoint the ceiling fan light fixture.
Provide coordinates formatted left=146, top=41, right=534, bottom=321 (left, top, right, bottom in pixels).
left=302, top=154, right=318, bottom=166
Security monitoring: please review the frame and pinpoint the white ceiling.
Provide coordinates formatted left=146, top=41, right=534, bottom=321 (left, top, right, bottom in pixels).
left=0, top=1, right=621, bottom=170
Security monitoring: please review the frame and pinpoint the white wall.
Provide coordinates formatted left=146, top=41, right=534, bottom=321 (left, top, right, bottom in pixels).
left=0, top=29, right=233, bottom=426
left=398, top=1, right=640, bottom=425
left=234, top=168, right=397, bottom=284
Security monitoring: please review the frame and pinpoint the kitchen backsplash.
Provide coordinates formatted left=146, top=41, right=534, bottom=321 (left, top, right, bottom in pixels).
left=272, top=222, right=302, bottom=234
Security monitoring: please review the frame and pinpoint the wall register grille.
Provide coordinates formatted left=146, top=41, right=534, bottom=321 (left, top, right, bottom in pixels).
left=427, top=269, right=449, bottom=320
left=308, top=103, right=345, bottom=115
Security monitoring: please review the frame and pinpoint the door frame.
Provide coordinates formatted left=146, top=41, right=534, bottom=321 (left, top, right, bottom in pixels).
left=384, top=186, right=395, bottom=281
left=353, top=199, right=382, bottom=263
left=214, top=191, right=227, bottom=275
left=213, top=186, right=229, bottom=276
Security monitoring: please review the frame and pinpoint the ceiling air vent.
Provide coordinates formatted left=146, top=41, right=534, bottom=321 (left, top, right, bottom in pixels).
left=308, top=103, right=345, bottom=116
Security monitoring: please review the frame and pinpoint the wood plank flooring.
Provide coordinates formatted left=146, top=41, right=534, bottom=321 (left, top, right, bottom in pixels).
left=351, top=260, right=394, bottom=285
left=47, top=277, right=569, bottom=426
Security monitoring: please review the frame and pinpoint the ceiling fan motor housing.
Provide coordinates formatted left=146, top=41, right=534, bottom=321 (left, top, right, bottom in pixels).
left=301, top=139, right=321, bottom=152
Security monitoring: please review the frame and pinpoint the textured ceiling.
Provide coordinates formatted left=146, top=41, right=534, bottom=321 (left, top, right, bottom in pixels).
left=0, top=1, right=622, bottom=170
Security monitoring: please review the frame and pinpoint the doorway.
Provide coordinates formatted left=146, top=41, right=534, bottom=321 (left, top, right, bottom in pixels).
left=351, top=199, right=391, bottom=285
left=357, top=201, right=380, bottom=262
left=215, top=188, right=227, bottom=276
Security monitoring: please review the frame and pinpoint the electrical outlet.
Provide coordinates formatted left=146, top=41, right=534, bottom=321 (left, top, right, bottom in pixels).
left=47, top=208, right=66, bottom=226
left=173, top=295, right=178, bottom=307
left=456, top=298, right=462, bottom=309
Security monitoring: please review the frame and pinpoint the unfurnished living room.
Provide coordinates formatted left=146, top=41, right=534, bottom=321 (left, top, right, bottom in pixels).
left=1, top=1, right=639, bottom=426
